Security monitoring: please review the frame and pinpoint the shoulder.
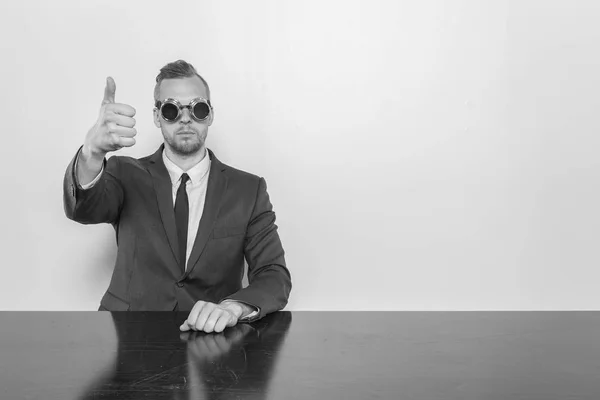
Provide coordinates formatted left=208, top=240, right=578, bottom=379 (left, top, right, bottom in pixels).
left=210, top=150, right=263, bottom=184
left=223, top=162, right=261, bottom=182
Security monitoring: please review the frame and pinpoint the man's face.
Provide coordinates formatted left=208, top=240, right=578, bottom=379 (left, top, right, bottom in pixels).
left=153, top=76, right=213, bottom=156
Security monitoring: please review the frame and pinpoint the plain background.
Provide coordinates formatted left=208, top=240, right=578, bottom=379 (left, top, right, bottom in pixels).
left=0, top=0, right=599, bottom=311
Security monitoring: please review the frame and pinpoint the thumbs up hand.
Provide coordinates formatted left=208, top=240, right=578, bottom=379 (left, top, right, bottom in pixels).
left=82, top=77, right=137, bottom=160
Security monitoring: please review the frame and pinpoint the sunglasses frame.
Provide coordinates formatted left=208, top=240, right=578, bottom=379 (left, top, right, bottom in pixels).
left=154, top=97, right=213, bottom=122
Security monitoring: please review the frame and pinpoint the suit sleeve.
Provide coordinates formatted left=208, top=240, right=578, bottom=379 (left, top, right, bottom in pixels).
left=222, top=177, right=292, bottom=321
left=63, top=146, right=124, bottom=225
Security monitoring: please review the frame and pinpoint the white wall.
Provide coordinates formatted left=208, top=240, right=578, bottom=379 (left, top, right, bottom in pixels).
left=1, top=0, right=599, bottom=311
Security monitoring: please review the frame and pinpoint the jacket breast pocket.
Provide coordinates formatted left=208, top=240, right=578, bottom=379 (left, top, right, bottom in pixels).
left=212, top=225, right=246, bottom=239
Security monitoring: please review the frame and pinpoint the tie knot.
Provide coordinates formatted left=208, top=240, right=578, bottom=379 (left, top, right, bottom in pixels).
left=180, top=173, right=190, bottom=185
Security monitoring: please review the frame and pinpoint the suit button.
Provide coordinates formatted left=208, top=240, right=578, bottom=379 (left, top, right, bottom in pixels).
left=176, top=282, right=184, bottom=288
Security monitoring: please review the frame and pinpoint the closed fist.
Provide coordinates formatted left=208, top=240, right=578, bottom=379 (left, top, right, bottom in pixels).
left=180, top=301, right=243, bottom=334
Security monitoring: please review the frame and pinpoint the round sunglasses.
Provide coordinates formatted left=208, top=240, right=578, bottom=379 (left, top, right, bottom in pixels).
left=155, top=98, right=212, bottom=122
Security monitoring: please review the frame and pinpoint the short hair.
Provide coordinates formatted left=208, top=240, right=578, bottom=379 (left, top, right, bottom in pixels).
left=154, top=60, right=211, bottom=107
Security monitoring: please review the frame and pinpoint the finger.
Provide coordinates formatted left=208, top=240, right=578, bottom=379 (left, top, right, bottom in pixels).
left=212, top=331, right=233, bottom=354
left=116, top=136, right=136, bottom=148
left=226, top=310, right=239, bottom=328
left=202, top=335, right=220, bottom=355
left=185, top=301, right=207, bottom=331
left=213, top=333, right=229, bottom=349
left=106, top=121, right=134, bottom=134
left=203, top=309, right=223, bottom=333
left=102, top=77, right=116, bottom=105
left=187, top=339, right=203, bottom=358
left=214, top=314, right=231, bottom=333
left=110, top=126, right=137, bottom=138
left=106, top=103, right=136, bottom=117
left=179, top=331, right=193, bottom=340
left=226, top=318, right=238, bottom=328
left=195, top=303, right=216, bottom=332
left=106, top=113, right=136, bottom=128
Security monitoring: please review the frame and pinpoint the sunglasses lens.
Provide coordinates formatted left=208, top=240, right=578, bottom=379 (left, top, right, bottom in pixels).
left=161, top=103, right=179, bottom=121
left=193, top=102, right=210, bottom=120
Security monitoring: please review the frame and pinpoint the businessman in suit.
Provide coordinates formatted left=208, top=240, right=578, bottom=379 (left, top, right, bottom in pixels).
left=63, top=60, right=291, bottom=333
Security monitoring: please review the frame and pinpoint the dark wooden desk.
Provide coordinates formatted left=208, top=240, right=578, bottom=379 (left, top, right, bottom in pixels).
left=1, top=312, right=599, bottom=399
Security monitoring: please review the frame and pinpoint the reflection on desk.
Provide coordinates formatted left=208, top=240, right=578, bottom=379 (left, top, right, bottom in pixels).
left=83, top=311, right=290, bottom=399
left=1, top=311, right=600, bottom=399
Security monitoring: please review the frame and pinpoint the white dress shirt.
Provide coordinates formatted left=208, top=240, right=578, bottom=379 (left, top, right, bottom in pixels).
left=161, top=149, right=211, bottom=269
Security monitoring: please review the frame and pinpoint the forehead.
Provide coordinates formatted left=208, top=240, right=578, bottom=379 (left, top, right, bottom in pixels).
left=158, top=76, right=209, bottom=102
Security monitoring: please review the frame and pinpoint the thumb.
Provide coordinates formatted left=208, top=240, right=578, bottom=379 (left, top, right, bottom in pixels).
left=102, top=76, right=116, bottom=105
left=227, top=314, right=238, bottom=327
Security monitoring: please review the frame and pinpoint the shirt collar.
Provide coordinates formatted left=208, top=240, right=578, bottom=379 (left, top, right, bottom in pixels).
left=162, top=147, right=211, bottom=186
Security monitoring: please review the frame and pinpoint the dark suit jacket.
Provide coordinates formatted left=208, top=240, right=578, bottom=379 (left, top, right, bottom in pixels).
left=63, top=145, right=291, bottom=319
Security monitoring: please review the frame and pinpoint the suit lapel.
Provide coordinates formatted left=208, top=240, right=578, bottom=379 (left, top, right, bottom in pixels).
left=146, top=145, right=181, bottom=269
left=185, top=149, right=228, bottom=277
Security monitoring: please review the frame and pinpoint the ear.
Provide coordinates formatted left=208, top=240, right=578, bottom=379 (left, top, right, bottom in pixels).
left=153, top=108, right=161, bottom=128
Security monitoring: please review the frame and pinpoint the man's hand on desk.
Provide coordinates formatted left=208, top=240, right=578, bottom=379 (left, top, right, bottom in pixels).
left=179, top=300, right=255, bottom=333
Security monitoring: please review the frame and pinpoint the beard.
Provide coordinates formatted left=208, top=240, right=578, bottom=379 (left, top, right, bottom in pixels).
left=163, top=127, right=205, bottom=156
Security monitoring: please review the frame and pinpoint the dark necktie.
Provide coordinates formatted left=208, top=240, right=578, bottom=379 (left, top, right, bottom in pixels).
left=174, top=173, right=190, bottom=272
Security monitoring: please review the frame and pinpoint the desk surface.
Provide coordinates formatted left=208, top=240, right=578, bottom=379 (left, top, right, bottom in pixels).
left=1, top=311, right=599, bottom=399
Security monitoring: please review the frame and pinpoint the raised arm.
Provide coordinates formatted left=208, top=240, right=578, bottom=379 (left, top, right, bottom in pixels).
left=63, top=77, right=137, bottom=225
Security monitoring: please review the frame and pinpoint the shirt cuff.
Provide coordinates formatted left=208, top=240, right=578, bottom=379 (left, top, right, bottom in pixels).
left=75, top=150, right=104, bottom=189
left=241, top=310, right=259, bottom=321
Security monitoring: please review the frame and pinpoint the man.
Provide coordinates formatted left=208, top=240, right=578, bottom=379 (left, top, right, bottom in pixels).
left=63, top=60, right=291, bottom=333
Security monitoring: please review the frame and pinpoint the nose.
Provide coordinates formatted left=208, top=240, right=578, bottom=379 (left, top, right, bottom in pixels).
left=179, top=107, right=192, bottom=123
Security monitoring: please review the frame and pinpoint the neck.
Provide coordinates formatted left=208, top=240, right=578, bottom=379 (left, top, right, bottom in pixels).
left=163, top=144, right=207, bottom=172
